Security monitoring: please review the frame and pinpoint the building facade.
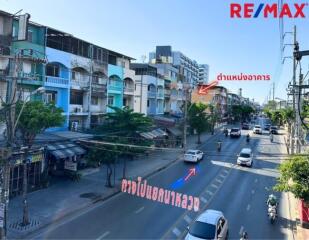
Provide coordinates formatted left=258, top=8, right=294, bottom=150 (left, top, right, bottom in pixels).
left=198, top=64, right=209, bottom=84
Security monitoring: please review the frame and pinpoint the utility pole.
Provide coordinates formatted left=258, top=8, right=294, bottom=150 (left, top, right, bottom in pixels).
left=272, top=82, right=275, bottom=101
left=183, top=86, right=188, bottom=152
left=291, top=25, right=297, bottom=155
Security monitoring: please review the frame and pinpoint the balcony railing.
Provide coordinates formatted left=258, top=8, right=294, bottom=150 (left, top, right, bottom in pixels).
left=108, top=80, right=123, bottom=92
left=45, top=76, right=69, bottom=86
left=164, top=80, right=171, bottom=89
left=71, top=80, right=89, bottom=88
left=157, top=92, right=164, bottom=98
left=92, top=83, right=106, bottom=93
left=18, top=73, right=43, bottom=85
left=124, top=86, right=134, bottom=94
left=148, top=91, right=156, bottom=98
left=164, top=89, right=171, bottom=96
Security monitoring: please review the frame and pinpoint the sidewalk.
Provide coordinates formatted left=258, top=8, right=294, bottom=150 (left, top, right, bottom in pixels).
left=7, top=124, right=226, bottom=238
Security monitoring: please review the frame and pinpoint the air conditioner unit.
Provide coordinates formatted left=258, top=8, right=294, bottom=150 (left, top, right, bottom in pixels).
left=75, top=107, right=83, bottom=113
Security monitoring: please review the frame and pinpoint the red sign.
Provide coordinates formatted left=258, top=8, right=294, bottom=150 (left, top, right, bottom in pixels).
left=198, top=80, right=219, bottom=95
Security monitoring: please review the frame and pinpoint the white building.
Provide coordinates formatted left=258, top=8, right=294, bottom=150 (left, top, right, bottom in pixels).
left=198, top=64, right=209, bottom=84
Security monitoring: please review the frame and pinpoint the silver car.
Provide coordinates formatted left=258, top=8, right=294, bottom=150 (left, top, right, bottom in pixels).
left=185, top=209, right=229, bottom=240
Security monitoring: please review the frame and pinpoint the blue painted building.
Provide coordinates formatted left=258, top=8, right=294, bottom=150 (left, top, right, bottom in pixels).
left=107, top=64, right=124, bottom=112
left=44, top=47, right=71, bottom=130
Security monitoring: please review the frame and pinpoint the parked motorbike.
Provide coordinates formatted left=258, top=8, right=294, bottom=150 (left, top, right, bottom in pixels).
left=246, top=134, right=250, bottom=143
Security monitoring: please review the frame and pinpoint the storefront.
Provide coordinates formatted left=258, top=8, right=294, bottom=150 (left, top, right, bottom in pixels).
left=9, top=149, right=46, bottom=197
left=46, top=142, right=86, bottom=176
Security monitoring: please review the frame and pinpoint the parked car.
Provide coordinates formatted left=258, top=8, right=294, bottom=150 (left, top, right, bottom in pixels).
left=184, top=150, right=204, bottom=163
left=185, top=209, right=229, bottom=240
left=253, top=125, right=262, bottom=134
left=264, top=124, right=271, bottom=131
left=242, top=123, right=250, bottom=130
left=270, top=126, right=279, bottom=134
left=230, top=128, right=241, bottom=138
left=237, top=148, right=253, bottom=167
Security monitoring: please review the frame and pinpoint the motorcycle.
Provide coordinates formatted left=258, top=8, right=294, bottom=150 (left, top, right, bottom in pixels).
left=217, top=141, right=222, bottom=152
left=268, top=205, right=277, bottom=224
left=246, top=135, right=250, bottom=143
left=270, top=135, right=274, bottom=142
left=240, top=231, right=248, bottom=240
left=223, top=129, right=228, bottom=137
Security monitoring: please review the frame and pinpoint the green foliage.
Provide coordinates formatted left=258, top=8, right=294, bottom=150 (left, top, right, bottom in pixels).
left=16, top=101, right=65, bottom=146
left=271, top=111, right=283, bottom=126
left=281, top=107, right=295, bottom=124
left=274, top=155, right=309, bottom=203
left=231, top=105, right=255, bottom=121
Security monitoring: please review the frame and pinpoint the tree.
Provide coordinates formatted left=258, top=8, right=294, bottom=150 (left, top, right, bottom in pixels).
left=230, top=105, right=255, bottom=122
left=15, top=100, right=65, bottom=225
left=91, top=106, right=153, bottom=179
left=188, top=103, right=210, bottom=144
left=271, top=110, right=283, bottom=126
left=274, top=155, right=309, bottom=203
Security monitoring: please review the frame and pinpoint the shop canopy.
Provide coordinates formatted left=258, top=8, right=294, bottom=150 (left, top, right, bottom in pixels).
left=47, top=142, right=86, bottom=159
left=139, top=128, right=167, bottom=140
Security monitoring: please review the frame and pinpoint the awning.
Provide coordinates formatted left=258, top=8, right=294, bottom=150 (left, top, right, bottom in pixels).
left=139, top=128, right=167, bottom=139
left=47, top=142, right=86, bottom=159
left=166, top=127, right=182, bottom=137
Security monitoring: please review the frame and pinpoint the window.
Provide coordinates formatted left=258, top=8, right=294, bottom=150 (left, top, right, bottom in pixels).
left=46, top=65, right=60, bottom=77
left=70, top=91, right=83, bottom=105
left=147, top=100, right=149, bottom=107
left=46, top=91, right=57, bottom=103
left=108, top=96, right=114, bottom=106
left=27, top=30, right=33, bottom=42
left=71, top=71, right=76, bottom=80
left=91, top=96, right=98, bottom=105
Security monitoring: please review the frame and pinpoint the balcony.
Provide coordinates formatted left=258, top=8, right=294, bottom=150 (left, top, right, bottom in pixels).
left=148, top=91, right=156, bottom=98
left=18, top=73, right=43, bottom=85
left=164, top=80, right=171, bottom=89
left=157, top=91, right=164, bottom=99
left=124, top=86, right=134, bottom=95
left=71, top=80, right=89, bottom=89
left=92, top=83, right=106, bottom=93
left=164, top=89, right=171, bottom=97
left=45, top=76, right=69, bottom=88
left=108, top=80, right=123, bottom=92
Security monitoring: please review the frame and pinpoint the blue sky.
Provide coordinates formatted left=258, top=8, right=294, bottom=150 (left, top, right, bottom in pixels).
left=1, top=0, right=309, bottom=104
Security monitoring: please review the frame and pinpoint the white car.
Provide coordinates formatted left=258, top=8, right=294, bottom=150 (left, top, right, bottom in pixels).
left=253, top=125, right=262, bottom=134
left=230, top=128, right=241, bottom=138
left=185, top=209, right=229, bottom=240
left=184, top=150, right=204, bottom=163
left=237, top=148, right=253, bottom=167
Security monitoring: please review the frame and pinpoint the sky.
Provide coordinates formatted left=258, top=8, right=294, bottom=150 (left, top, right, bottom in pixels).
left=1, top=0, right=309, bottom=104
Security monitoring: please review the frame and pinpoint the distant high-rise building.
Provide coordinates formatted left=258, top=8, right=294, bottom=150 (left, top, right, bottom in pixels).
left=198, top=64, right=209, bottom=84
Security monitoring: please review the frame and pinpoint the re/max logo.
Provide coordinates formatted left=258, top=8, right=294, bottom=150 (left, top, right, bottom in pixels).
left=230, top=3, right=308, bottom=18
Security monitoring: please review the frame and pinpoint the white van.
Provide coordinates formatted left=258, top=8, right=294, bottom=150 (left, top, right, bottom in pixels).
left=237, top=148, right=253, bottom=167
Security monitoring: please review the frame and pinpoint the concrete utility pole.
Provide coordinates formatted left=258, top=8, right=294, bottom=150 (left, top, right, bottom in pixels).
left=291, top=25, right=297, bottom=155
left=272, top=83, right=275, bottom=101
left=183, top=87, right=188, bottom=152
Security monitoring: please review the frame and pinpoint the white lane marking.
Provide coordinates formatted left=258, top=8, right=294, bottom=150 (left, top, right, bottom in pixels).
left=251, top=190, right=255, bottom=194
left=172, top=227, right=181, bottom=237
left=215, top=178, right=223, bottom=184
left=184, top=215, right=192, bottom=224
left=211, top=183, right=219, bottom=189
left=255, top=178, right=258, bottom=183
left=219, top=174, right=226, bottom=179
left=239, top=226, right=244, bottom=235
left=206, top=190, right=214, bottom=196
left=201, top=196, right=207, bottom=203
left=246, top=204, right=251, bottom=211
left=134, top=206, right=145, bottom=214
left=223, top=169, right=229, bottom=174
left=97, top=231, right=110, bottom=240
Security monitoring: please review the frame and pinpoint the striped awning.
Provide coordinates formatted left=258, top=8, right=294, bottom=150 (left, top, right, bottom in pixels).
left=140, top=128, right=167, bottom=140
left=47, top=143, right=86, bottom=159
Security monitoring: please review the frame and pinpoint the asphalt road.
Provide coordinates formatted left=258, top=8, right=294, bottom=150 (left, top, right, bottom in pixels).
left=30, top=118, right=293, bottom=240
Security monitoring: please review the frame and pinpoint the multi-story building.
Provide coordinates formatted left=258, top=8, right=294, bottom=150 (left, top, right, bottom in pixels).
left=130, top=63, right=164, bottom=116
left=198, top=64, right=209, bottom=84
left=191, top=85, right=228, bottom=119
left=149, top=46, right=200, bottom=88
left=0, top=11, right=13, bottom=108
left=44, top=28, right=134, bottom=130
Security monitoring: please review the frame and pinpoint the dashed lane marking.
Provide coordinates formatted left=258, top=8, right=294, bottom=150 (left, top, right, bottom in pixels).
left=239, top=226, right=244, bottom=235
left=246, top=204, right=251, bottom=211
left=215, top=178, right=223, bottom=184
left=172, top=227, right=181, bottom=237
left=184, top=215, right=192, bottom=224
left=201, top=196, right=207, bottom=203
left=218, top=174, right=226, bottom=179
left=97, top=231, right=110, bottom=240
left=206, top=190, right=214, bottom=196
left=134, top=206, right=145, bottom=214
left=211, top=183, right=219, bottom=189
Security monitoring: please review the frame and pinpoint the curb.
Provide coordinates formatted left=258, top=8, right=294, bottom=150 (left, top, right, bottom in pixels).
left=14, top=125, right=226, bottom=239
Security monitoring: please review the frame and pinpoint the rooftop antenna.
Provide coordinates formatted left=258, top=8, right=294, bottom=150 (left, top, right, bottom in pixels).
left=141, top=55, right=146, bottom=63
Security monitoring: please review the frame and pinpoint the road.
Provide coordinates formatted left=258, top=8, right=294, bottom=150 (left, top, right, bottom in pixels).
left=30, top=118, right=294, bottom=240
